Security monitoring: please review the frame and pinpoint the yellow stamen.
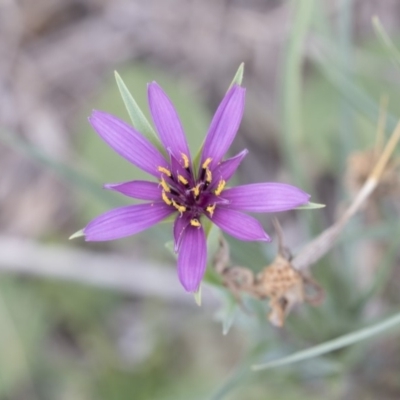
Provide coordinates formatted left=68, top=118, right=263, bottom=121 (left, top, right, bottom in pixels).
left=202, top=157, right=212, bottom=170
left=161, top=191, right=172, bottom=205
left=171, top=199, right=186, bottom=214
left=160, top=177, right=170, bottom=192
left=158, top=166, right=171, bottom=177
left=192, top=184, right=201, bottom=198
left=205, top=169, right=212, bottom=183
left=178, top=174, right=189, bottom=185
left=190, top=218, right=201, bottom=227
left=181, top=153, right=190, bottom=169
left=215, top=179, right=226, bottom=196
left=206, top=204, right=216, bottom=217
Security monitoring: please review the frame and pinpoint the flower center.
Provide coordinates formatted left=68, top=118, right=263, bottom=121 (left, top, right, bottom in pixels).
left=157, top=155, right=225, bottom=224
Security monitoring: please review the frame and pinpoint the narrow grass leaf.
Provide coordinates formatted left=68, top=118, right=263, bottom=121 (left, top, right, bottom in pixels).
left=314, top=46, right=398, bottom=134
left=222, top=302, right=238, bottom=335
left=114, top=71, right=164, bottom=153
left=0, top=131, right=118, bottom=207
left=252, top=311, right=400, bottom=370
left=281, top=0, right=315, bottom=185
left=372, top=16, right=400, bottom=70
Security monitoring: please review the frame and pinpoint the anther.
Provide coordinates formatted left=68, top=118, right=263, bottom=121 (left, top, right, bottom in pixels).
left=171, top=199, right=186, bottom=214
left=192, top=184, right=201, bottom=198
left=178, top=174, right=189, bottom=186
left=206, top=204, right=216, bottom=217
left=160, top=177, right=170, bottom=192
left=158, top=166, right=171, bottom=177
left=215, top=179, right=226, bottom=196
left=181, top=153, right=190, bottom=169
left=202, top=158, right=212, bottom=169
left=190, top=218, right=201, bottom=227
left=205, top=169, right=212, bottom=183
left=161, top=191, right=172, bottom=206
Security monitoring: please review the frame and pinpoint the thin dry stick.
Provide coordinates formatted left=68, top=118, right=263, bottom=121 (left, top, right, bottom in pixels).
left=0, top=236, right=217, bottom=307
left=374, top=95, right=389, bottom=158
left=292, top=119, right=400, bottom=272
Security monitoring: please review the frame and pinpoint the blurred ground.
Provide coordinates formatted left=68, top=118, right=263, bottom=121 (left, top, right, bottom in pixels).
left=1, top=0, right=400, bottom=399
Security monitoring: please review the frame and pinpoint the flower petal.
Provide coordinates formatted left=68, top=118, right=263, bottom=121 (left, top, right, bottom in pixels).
left=89, top=111, right=168, bottom=178
left=201, top=85, right=246, bottom=170
left=84, top=203, right=174, bottom=241
left=148, top=82, right=191, bottom=160
left=177, top=225, right=207, bottom=292
left=210, top=149, right=248, bottom=189
left=173, top=214, right=191, bottom=252
left=210, top=208, right=270, bottom=242
left=104, top=180, right=161, bottom=200
left=222, top=183, right=310, bottom=213
left=169, top=152, right=192, bottom=183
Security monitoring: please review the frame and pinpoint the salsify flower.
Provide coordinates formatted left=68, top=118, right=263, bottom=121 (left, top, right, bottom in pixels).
left=81, top=82, right=310, bottom=292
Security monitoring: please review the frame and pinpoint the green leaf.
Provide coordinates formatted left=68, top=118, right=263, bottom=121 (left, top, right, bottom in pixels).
left=0, top=130, right=118, bottom=208
left=164, top=240, right=176, bottom=258
left=372, top=16, right=400, bottom=70
left=222, top=300, right=238, bottom=336
left=295, top=202, right=326, bottom=210
left=193, top=285, right=202, bottom=306
left=252, top=311, right=400, bottom=370
left=69, top=229, right=84, bottom=240
left=228, top=62, right=245, bottom=89
left=281, top=0, right=315, bottom=186
left=114, top=71, right=164, bottom=153
left=314, top=43, right=399, bottom=135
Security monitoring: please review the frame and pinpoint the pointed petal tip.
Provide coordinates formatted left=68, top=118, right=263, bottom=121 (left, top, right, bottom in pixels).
left=262, top=232, right=272, bottom=242
left=88, top=109, right=103, bottom=122
left=69, top=229, right=85, bottom=240
left=147, top=81, right=159, bottom=89
left=103, top=183, right=120, bottom=191
left=257, top=229, right=271, bottom=242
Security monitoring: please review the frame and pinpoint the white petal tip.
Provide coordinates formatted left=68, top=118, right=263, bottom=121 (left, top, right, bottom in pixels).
left=69, top=229, right=85, bottom=240
left=193, top=285, right=202, bottom=306
left=295, top=202, right=326, bottom=210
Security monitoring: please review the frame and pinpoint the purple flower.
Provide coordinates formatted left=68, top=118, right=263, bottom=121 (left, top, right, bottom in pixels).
left=82, top=82, right=310, bottom=292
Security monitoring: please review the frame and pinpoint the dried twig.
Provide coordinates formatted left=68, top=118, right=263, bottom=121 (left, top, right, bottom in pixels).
left=0, top=236, right=217, bottom=307
left=211, top=117, right=400, bottom=326
left=292, top=119, right=400, bottom=272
